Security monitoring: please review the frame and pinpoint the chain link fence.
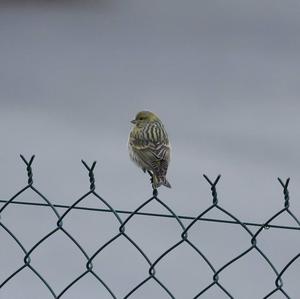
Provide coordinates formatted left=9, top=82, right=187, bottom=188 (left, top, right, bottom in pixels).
left=0, top=155, right=299, bottom=298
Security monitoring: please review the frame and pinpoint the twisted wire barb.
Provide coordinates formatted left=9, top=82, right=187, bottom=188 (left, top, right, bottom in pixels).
left=0, top=155, right=299, bottom=298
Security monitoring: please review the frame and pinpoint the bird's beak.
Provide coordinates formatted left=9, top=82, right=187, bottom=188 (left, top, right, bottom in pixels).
left=131, top=119, right=137, bottom=124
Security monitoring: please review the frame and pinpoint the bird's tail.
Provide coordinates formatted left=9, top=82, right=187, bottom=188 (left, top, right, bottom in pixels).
left=152, top=175, right=171, bottom=189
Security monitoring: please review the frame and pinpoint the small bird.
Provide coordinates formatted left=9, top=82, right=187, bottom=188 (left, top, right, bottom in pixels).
left=128, top=111, right=171, bottom=189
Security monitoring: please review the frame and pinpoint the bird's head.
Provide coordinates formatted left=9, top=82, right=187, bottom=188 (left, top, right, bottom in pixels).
left=131, top=111, right=160, bottom=125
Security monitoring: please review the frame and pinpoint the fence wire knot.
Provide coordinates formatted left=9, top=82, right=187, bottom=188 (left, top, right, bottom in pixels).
left=81, top=160, right=96, bottom=191
left=203, top=174, right=221, bottom=204
left=278, top=178, right=290, bottom=208
left=20, top=154, right=35, bottom=185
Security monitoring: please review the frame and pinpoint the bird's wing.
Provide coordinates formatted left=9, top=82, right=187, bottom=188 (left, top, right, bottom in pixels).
left=129, top=121, right=171, bottom=173
left=130, top=140, right=170, bottom=173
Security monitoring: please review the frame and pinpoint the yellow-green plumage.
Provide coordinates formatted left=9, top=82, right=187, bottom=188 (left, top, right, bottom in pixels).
left=128, top=111, right=171, bottom=189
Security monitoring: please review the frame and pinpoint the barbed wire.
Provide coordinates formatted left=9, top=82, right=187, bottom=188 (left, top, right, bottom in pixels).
left=0, top=155, right=299, bottom=298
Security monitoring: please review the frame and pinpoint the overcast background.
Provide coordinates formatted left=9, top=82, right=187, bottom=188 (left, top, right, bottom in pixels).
left=0, top=1, right=300, bottom=298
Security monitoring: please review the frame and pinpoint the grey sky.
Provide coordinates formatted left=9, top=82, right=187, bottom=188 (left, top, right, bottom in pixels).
left=0, top=1, right=300, bottom=298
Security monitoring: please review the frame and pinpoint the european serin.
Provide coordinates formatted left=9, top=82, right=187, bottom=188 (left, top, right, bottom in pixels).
left=128, top=111, right=171, bottom=189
